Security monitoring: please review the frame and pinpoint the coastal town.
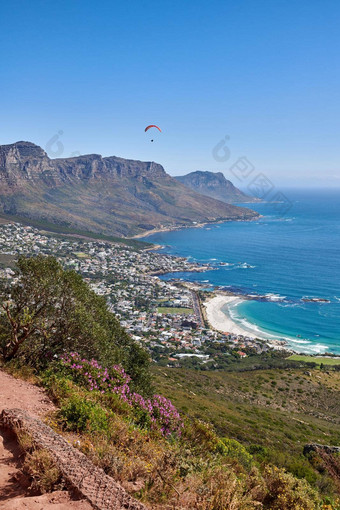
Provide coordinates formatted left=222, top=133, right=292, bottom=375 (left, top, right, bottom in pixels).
left=0, top=222, right=275, bottom=368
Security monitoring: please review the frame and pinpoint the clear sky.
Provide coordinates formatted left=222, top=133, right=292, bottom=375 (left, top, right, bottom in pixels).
left=1, top=0, right=340, bottom=187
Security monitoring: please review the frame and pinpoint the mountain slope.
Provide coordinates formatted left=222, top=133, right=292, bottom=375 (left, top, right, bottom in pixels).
left=175, top=171, right=260, bottom=203
left=0, top=142, right=259, bottom=236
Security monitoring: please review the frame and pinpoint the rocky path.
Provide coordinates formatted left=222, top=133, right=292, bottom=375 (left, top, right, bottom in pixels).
left=0, top=369, right=92, bottom=509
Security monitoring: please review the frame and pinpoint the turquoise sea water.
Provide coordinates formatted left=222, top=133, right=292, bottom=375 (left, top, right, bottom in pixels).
left=146, top=189, right=340, bottom=354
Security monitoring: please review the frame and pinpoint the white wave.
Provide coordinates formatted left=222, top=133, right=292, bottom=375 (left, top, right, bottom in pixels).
left=218, top=261, right=256, bottom=271
left=229, top=262, right=256, bottom=269
left=305, top=343, right=329, bottom=353
left=278, top=302, right=303, bottom=308
left=273, top=217, right=295, bottom=222
left=334, top=296, right=340, bottom=302
left=264, top=293, right=286, bottom=302
left=288, top=338, right=311, bottom=345
left=225, top=300, right=329, bottom=353
left=227, top=303, right=295, bottom=342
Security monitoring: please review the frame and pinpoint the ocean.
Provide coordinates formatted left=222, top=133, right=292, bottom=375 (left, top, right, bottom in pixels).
left=146, top=188, right=340, bottom=354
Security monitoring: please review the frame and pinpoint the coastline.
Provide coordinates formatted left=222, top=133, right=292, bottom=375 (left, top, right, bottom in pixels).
left=130, top=215, right=336, bottom=355
left=148, top=265, right=212, bottom=276
left=129, top=215, right=261, bottom=240
left=204, top=294, right=289, bottom=350
left=130, top=222, right=217, bottom=240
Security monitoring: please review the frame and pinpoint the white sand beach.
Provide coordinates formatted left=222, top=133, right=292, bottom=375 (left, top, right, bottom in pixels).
left=204, top=295, right=291, bottom=350
left=204, top=294, right=256, bottom=337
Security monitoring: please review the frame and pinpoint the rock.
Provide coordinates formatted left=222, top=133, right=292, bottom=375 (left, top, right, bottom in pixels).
left=303, top=443, right=340, bottom=456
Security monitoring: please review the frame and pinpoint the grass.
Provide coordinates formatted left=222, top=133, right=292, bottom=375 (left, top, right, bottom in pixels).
left=16, top=429, right=63, bottom=494
left=152, top=366, right=340, bottom=472
left=157, top=307, right=194, bottom=315
left=73, top=251, right=88, bottom=258
left=288, top=355, right=340, bottom=366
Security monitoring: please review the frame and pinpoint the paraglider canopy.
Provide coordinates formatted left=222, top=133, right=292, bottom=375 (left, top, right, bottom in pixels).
left=145, top=125, right=162, bottom=133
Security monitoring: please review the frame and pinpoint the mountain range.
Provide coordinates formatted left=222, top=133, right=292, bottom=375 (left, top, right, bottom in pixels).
left=0, top=142, right=259, bottom=237
left=175, top=171, right=260, bottom=203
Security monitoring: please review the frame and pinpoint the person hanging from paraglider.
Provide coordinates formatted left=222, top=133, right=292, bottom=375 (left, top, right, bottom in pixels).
left=145, top=124, right=161, bottom=142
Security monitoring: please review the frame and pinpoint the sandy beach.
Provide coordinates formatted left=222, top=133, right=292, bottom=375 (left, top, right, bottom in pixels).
left=204, top=294, right=292, bottom=350
left=204, top=294, right=256, bottom=338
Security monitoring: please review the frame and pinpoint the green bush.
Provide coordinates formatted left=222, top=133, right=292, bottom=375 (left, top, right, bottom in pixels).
left=60, top=394, right=110, bottom=432
left=183, top=418, right=220, bottom=452
left=217, top=437, right=253, bottom=469
left=99, top=391, right=131, bottom=416
left=248, top=444, right=269, bottom=461
left=286, top=458, right=317, bottom=485
left=131, top=404, right=153, bottom=430
left=41, top=373, right=75, bottom=402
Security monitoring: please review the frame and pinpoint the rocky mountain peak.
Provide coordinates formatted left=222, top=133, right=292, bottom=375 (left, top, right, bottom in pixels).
left=0, top=142, right=167, bottom=183
left=0, top=141, right=48, bottom=159
left=175, top=171, right=259, bottom=203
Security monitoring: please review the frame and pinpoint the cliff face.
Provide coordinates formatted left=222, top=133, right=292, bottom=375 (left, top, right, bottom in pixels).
left=0, top=142, right=259, bottom=236
left=0, top=141, right=167, bottom=185
left=0, top=142, right=54, bottom=191
left=175, top=171, right=260, bottom=203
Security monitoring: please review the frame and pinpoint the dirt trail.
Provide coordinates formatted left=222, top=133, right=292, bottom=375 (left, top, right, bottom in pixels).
left=0, top=369, right=92, bottom=509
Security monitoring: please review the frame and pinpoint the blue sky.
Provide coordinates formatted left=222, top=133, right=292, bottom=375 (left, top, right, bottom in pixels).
left=1, top=0, right=340, bottom=186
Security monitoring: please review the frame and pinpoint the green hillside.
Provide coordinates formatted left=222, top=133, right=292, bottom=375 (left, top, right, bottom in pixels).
left=153, top=366, right=340, bottom=501
left=288, top=354, right=340, bottom=367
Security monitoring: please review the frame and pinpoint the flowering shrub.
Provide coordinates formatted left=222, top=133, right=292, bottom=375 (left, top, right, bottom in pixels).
left=60, top=352, right=183, bottom=436
left=150, top=394, right=183, bottom=437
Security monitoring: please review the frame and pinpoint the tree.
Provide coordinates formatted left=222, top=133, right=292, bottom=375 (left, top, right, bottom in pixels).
left=0, top=256, right=151, bottom=393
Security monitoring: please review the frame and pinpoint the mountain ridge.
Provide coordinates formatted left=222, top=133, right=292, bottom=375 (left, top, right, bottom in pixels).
left=175, top=170, right=260, bottom=203
left=0, top=141, right=259, bottom=236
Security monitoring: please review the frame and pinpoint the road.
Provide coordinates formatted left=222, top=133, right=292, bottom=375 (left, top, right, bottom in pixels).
left=191, top=291, right=204, bottom=327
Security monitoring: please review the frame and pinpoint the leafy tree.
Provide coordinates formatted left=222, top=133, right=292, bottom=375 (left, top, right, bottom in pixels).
left=0, top=256, right=151, bottom=393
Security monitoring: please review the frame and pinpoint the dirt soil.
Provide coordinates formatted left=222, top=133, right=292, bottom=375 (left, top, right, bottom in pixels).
left=0, top=369, right=92, bottom=509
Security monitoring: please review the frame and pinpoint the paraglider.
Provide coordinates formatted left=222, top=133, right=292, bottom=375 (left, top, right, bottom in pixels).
left=145, top=125, right=161, bottom=142
left=145, top=125, right=161, bottom=133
